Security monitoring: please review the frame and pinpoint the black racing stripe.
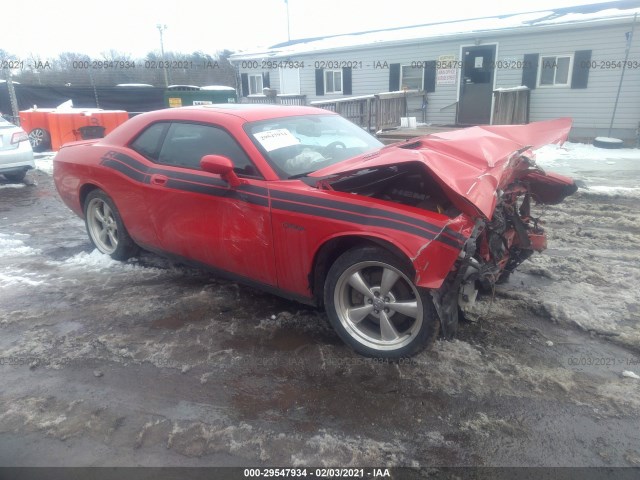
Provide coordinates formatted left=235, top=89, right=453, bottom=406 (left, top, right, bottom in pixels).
left=101, top=151, right=269, bottom=201
left=434, top=230, right=467, bottom=250
left=101, top=151, right=464, bottom=249
left=271, top=189, right=466, bottom=248
left=440, top=227, right=467, bottom=244
left=166, top=169, right=227, bottom=188
left=165, top=179, right=269, bottom=207
left=106, top=151, right=152, bottom=173
left=101, top=159, right=149, bottom=183
left=442, top=228, right=468, bottom=247
left=272, top=189, right=454, bottom=239
left=272, top=199, right=464, bottom=250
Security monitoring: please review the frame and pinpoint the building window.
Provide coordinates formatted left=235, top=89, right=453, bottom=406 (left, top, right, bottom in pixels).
left=400, top=65, right=423, bottom=91
left=538, top=55, right=572, bottom=87
left=249, top=74, right=263, bottom=95
left=324, top=69, right=342, bottom=94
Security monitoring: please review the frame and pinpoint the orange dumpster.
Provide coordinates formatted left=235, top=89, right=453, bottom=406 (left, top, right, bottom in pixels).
left=19, top=108, right=129, bottom=152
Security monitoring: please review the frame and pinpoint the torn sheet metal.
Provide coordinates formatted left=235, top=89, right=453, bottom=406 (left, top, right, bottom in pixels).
left=311, top=118, right=575, bottom=219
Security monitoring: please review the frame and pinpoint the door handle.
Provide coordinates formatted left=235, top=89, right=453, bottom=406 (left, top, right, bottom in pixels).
left=150, top=174, right=168, bottom=186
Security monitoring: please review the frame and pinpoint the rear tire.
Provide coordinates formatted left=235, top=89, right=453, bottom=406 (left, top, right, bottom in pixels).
left=28, top=128, right=51, bottom=152
left=84, top=190, right=138, bottom=260
left=324, top=247, right=439, bottom=358
left=3, top=170, right=27, bottom=183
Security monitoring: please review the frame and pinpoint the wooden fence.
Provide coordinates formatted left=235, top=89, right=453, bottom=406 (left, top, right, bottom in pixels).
left=244, top=94, right=307, bottom=106
left=492, top=87, right=530, bottom=125
left=311, top=91, right=421, bottom=131
left=244, top=91, right=423, bottom=131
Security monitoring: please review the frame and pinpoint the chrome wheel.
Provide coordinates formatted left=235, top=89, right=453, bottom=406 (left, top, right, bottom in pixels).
left=28, top=128, right=51, bottom=152
left=86, top=197, right=119, bottom=254
left=333, top=260, right=424, bottom=351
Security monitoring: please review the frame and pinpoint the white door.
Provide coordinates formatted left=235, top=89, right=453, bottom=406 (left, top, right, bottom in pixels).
left=279, top=68, right=300, bottom=95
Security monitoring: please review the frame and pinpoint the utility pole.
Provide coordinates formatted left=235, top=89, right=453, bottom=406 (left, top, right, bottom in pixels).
left=285, top=0, right=291, bottom=42
left=2, top=68, right=19, bottom=124
left=609, top=13, right=637, bottom=137
left=157, top=24, right=170, bottom=87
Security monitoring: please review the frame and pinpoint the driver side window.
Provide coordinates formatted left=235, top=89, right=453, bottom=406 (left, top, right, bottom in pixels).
left=138, top=122, right=260, bottom=177
left=158, top=123, right=260, bottom=176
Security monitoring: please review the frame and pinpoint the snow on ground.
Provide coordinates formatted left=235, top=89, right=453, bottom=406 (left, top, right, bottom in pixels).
left=34, top=154, right=55, bottom=175
left=0, top=233, right=46, bottom=288
left=60, top=249, right=166, bottom=273
left=494, top=142, right=640, bottom=348
left=535, top=142, right=640, bottom=197
left=0, top=233, right=40, bottom=258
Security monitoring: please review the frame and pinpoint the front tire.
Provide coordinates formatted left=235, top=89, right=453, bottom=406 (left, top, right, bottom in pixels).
left=324, top=247, right=439, bottom=358
left=84, top=190, right=138, bottom=260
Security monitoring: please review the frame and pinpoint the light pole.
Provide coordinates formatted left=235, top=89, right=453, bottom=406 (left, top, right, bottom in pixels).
left=285, top=0, right=290, bottom=42
left=157, top=24, right=169, bottom=87
left=608, top=13, right=637, bottom=138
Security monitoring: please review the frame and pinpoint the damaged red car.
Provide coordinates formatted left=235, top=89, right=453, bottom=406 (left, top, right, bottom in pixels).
left=54, top=105, right=576, bottom=358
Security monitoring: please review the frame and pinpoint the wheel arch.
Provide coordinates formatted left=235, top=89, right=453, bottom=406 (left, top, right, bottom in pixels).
left=79, top=183, right=102, bottom=216
left=310, top=234, right=415, bottom=306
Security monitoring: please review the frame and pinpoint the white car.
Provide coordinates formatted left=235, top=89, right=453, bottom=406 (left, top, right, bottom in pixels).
left=0, top=116, right=35, bottom=182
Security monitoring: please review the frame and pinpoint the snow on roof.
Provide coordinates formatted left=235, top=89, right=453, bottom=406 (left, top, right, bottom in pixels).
left=231, top=6, right=640, bottom=60
left=200, top=85, right=236, bottom=91
left=493, top=86, right=530, bottom=92
left=167, top=85, right=200, bottom=90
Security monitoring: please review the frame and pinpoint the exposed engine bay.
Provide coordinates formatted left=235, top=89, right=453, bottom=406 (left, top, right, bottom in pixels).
left=324, top=163, right=461, bottom=216
left=323, top=157, right=565, bottom=337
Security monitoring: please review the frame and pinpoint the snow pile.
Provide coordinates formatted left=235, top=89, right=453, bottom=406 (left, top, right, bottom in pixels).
left=534, top=142, right=640, bottom=199
left=0, top=233, right=40, bottom=257
left=0, top=234, right=46, bottom=290
left=61, top=250, right=163, bottom=274
left=535, top=142, right=640, bottom=164
left=622, top=371, right=640, bottom=380
left=61, top=249, right=125, bottom=269
left=34, top=154, right=55, bottom=175
left=0, top=270, right=47, bottom=287
left=0, top=183, right=26, bottom=189
left=292, top=430, right=404, bottom=466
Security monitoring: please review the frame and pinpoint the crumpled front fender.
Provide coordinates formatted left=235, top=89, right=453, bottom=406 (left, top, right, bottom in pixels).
left=411, top=214, right=476, bottom=289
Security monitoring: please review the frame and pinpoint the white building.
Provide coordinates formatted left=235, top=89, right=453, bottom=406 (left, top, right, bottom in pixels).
left=231, top=1, right=640, bottom=142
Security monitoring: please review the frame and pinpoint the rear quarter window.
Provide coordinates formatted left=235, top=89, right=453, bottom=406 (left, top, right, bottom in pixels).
left=130, top=123, right=168, bottom=161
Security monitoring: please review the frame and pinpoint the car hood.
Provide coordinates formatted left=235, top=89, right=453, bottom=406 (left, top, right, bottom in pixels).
left=310, top=118, right=575, bottom=219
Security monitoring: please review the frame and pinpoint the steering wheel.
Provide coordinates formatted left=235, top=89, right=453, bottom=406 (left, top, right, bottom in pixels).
left=322, top=141, right=347, bottom=156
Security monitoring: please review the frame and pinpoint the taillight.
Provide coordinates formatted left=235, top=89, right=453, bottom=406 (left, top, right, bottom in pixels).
left=11, top=131, right=28, bottom=144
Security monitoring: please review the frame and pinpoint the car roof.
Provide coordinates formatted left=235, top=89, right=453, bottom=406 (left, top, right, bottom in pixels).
left=181, top=104, right=329, bottom=122
left=103, top=104, right=333, bottom=146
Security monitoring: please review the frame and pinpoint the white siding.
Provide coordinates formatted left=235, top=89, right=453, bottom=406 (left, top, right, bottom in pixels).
left=493, top=23, right=640, bottom=138
left=234, top=20, right=640, bottom=139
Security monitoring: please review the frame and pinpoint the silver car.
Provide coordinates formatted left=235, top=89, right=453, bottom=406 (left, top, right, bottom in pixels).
left=0, top=116, right=35, bottom=182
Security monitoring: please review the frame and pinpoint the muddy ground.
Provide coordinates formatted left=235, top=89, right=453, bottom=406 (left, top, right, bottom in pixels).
left=1, top=166, right=639, bottom=467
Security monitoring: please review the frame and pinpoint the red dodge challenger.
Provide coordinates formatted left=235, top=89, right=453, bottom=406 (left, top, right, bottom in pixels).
left=53, top=105, right=576, bottom=358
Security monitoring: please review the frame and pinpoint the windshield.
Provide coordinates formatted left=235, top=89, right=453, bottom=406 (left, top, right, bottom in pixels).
left=245, top=114, right=383, bottom=179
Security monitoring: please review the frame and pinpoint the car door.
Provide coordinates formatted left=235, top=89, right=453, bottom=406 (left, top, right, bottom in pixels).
left=130, top=121, right=277, bottom=286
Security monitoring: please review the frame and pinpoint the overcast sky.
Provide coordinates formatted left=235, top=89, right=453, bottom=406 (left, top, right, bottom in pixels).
left=2, top=0, right=614, bottom=59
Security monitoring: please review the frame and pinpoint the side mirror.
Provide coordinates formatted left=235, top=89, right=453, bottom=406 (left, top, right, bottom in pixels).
left=200, top=155, right=244, bottom=187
